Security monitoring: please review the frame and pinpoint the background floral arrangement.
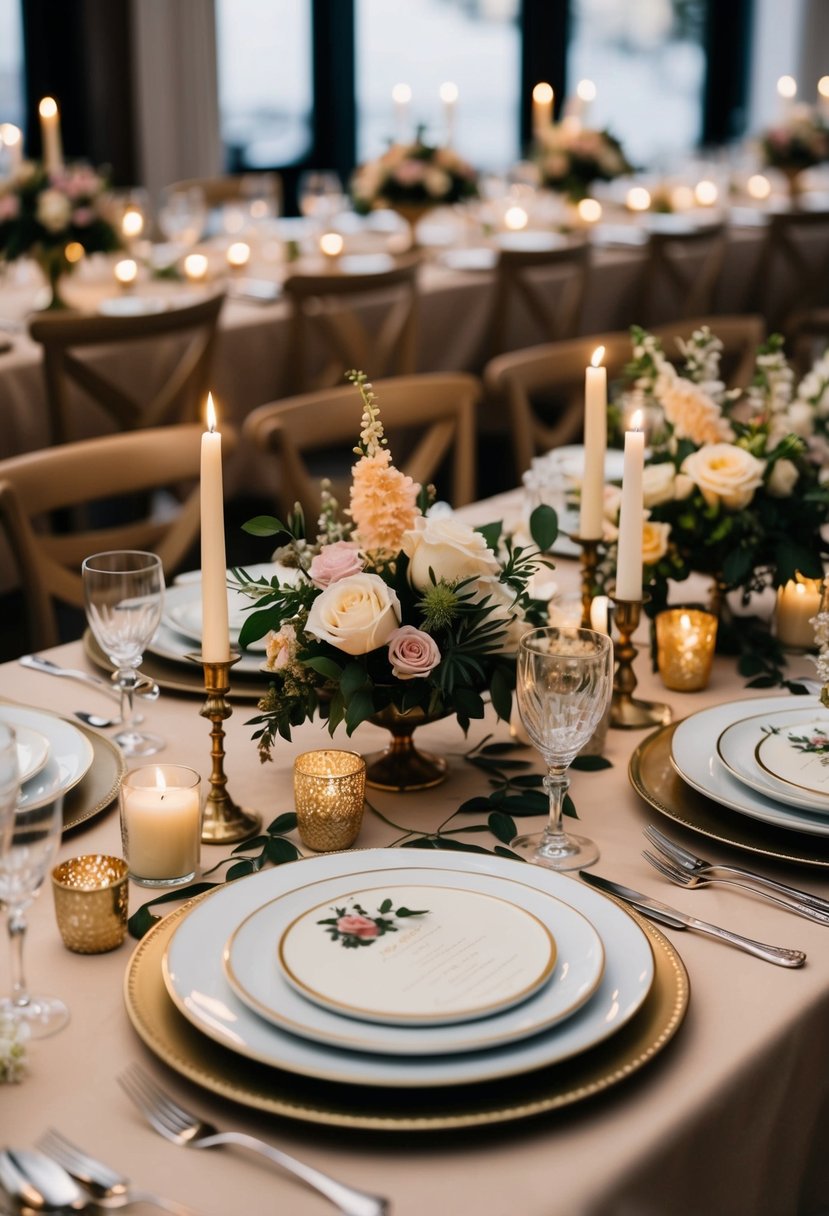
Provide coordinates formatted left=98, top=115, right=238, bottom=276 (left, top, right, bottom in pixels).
left=602, top=325, right=829, bottom=617
left=534, top=122, right=633, bottom=201
left=760, top=106, right=829, bottom=173
left=351, top=132, right=479, bottom=214
left=235, top=372, right=555, bottom=759
left=0, top=161, right=119, bottom=265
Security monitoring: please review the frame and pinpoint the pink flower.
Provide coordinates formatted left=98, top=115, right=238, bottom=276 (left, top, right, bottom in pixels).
left=0, top=194, right=20, bottom=222
left=337, top=914, right=379, bottom=939
left=387, top=625, right=441, bottom=680
left=71, top=206, right=94, bottom=227
left=309, top=541, right=364, bottom=588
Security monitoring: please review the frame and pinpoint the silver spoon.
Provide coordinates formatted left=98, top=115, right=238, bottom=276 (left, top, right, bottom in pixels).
left=73, top=711, right=139, bottom=730
left=0, top=1148, right=85, bottom=1211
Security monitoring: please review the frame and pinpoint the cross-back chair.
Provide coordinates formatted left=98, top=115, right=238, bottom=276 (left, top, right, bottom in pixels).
left=281, top=255, right=421, bottom=396
left=28, top=293, right=225, bottom=444
left=636, top=222, right=728, bottom=326
left=0, top=422, right=237, bottom=650
left=746, top=209, right=829, bottom=336
left=243, top=373, right=479, bottom=521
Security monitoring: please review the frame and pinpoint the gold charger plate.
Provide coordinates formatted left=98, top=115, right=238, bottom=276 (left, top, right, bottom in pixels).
left=630, top=722, right=829, bottom=869
left=124, top=893, right=688, bottom=1132
left=0, top=697, right=124, bottom=834
left=83, top=630, right=264, bottom=702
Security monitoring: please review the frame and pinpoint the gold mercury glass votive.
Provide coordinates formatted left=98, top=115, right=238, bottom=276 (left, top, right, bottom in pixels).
left=51, top=854, right=129, bottom=954
left=655, top=608, right=718, bottom=692
left=293, top=750, right=367, bottom=852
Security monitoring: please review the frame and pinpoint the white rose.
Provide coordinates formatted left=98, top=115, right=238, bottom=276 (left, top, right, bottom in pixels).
left=424, top=167, right=451, bottom=198
left=786, top=402, right=815, bottom=438
left=603, top=484, right=622, bottom=522
left=642, top=519, right=671, bottom=566
left=470, top=576, right=527, bottom=652
left=642, top=463, right=677, bottom=508
left=767, top=458, right=799, bottom=498
left=401, top=515, right=499, bottom=591
left=36, top=188, right=71, bottom=233
left=681, top=443, right=766, bottom=511
left=305, top=573, right=400, bottom=656
left=673, top=472, right=695, bottom=500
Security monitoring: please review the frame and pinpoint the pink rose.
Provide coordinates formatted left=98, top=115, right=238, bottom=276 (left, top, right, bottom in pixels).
left=337, top=914, right=379, bottom=939
left=0, top=194, right=20, bottom=221
left=72, top=206, right=94, bottom=227
left=387, top=625, right=441, bottom=680
left=309, top=541, right=364, bottom=588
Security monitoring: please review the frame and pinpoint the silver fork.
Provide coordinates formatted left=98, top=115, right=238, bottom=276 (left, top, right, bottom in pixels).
left=642, top=848, right=829, bottom=923
left=37, top=1129, right=199, bottom=1216
left=643, top=824, right=829, bottom=916
left=118, top=1065, right=390, bottom=1216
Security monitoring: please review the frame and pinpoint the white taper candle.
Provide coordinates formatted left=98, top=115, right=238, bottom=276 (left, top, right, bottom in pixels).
left=615, top=413, right=645, bottom=601
left=200, top=393, right=230, bottom=662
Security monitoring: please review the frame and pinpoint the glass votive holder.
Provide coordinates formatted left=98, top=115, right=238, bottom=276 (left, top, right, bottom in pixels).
left=51, top=855, right=129, bottom=953
left=655, top=608, right=718, bottom=692
left=293, top=750, right=366, bottom=852
left=119, top=764, right=202, bottom=887
left=775, top=576, right=823, bottom=651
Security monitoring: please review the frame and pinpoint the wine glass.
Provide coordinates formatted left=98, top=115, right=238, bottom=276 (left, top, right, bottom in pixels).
left=0, top=723, right=69, bottom=1037
left=297, top=171, right=346, bottom=224
left=514, top=626, right=614, bottom=870
left=157, top=186, right=207, bottom=250
left=82, top=550, right=165, bottom=756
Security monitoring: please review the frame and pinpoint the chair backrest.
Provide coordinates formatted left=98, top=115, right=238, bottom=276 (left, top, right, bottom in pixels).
left=636, top=222, right=728, bottom=326
left=484, top=314, right=765, bottom=480
left=0, top=422, right=237, bottom=649
left=243, top=373, right=479, bottom=520
left=746, top=209, right=829, bottom=334
left=281, top=255, right=421, bottom=395
left=168, top=173, right=282, bottom=211
left=28, top=293, right=225, bottom=444
left=479, top=239, right=591, bottom=367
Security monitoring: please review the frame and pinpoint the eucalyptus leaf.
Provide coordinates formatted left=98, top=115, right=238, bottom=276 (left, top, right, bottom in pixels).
left=241, top=515, right=288, bottom=537
left=267, top=812, right=298, bottom=834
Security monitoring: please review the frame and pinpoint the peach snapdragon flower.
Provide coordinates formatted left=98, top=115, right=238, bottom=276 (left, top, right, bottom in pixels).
left=350, top=448, right=420, bottom=553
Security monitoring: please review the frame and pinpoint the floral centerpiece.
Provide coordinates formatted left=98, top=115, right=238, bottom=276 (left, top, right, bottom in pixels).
left=233, top=372, right=555, bottom=789
left=0, top=161, right=119, bottom=308
left=601, top=326, right=829, bottom=626
left=534, top=123, right=633, bottom=202
left=350, top=131, right=478, bottom=222
left=760, top=106, right=829, bottom=202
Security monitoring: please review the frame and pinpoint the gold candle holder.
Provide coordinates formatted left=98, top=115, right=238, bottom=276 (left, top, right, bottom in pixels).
left=610, top=597, right=672, bottom=729
left=568, top=535, right=601, bottom=628
left=188, top=652, right=262, bottom=843
left=655, top=607, right=718, bottom=691
left=293, top=750, right=366, bottom=852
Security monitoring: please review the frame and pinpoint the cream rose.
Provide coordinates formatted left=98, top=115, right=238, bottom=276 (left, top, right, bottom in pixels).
left=767, top=458, right=799, bottom=498
left=401, top=516, right=499, bottom=591
left=305, top=573, right=400, bottom=656
left=36, top=188, right=71, bottom=233
left=642, top=463, right=678, bottom=508
left=642, top=519, right=671, bottom=566
left=471, top=576, right=527, bottom=651
left=681, top=444, right=766, bottom=510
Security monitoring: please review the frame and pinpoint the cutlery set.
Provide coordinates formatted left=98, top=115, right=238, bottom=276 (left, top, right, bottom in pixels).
left=18, top=656, right=160, bottom=731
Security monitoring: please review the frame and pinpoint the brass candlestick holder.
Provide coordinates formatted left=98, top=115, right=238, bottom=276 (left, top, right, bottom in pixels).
left=610, top=597, right=672, bottom=730
left=188, top=652, right=262, bottom=843
left=570, top=535, right=601, bottom=628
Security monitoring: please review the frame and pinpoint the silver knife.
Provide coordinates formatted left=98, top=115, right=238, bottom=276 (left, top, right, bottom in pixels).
left=581, top=871, right=806, bottom=968
left=19, top=655, right=159, bottom=701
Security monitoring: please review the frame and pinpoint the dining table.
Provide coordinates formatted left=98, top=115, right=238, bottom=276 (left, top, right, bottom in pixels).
left=2, top=498, right=829, bottom=1216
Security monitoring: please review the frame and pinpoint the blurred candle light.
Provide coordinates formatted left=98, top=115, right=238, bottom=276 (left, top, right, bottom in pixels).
left=64, top=241, right=84, bottom=265
left=670, top=184, right=694, bottom=211
left=590, top=595, right=610, bottom=635
left=694, top=179, right=718, bottom=207
left=776, top=576, right=823, bottom=650
left=503, top=205, right=528, bottom=231
left=38, top=96, right=63, bottom=175
left=114, top=258, right=138, bottom=290
left=121, top=207, right=144, bottom=241
left=818, top=76, right=829, bottom=119
left=440, top=81, right=459, bottom=146
left=577, top=197, right=602, bottom=224
left=183, top=252, right=208, bottom=283
left=392, top=82, right=412, bottom=142
left=0, top=123, right=22, bottom=171
left=626, top=186, right=651, bottom=212
left=777, top=74, right=797, bottom=118
left=532, top=82, right=554, bottom=138
left=319, top=231, right=344, bottom=261
left=747, top=173, right=771, bottom=201
left=226, top=240, right=251, bottom=271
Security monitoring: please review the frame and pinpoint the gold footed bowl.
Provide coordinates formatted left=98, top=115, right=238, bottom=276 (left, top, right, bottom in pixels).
left=364, top=704, right=449, bottom=792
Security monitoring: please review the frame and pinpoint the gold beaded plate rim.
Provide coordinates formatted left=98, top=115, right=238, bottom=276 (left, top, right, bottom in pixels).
left=83, top=629, right=264, bottom=701
left=123, top=881, right=688, bottom=1131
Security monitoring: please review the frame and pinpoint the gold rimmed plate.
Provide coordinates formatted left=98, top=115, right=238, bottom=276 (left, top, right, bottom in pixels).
left=83, top=630, right=265, bottom=702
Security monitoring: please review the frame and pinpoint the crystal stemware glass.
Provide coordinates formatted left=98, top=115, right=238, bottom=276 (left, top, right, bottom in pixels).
left=82, top=550, right=165, bottom=757
left=514, top=626, right=614, bottom=870
left=157, top=186, right=207, bottom=250
left=297, top=170, right=345, bottom=224
left=0, top=723, right=69, bottom=1037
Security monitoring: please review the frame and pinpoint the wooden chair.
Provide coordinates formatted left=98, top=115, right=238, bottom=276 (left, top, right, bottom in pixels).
left=243, top=373, right=479, bottom=520
left=0, top=422, right=237, bottom=649
left=484, top=314, right=765, bottom=480
left=476, top=238, right=591, bottom=368
left=746, top=209, right=829, bottom=336
left=28, top=293, right=225, bottom=444
left=636, top=222, right=728, bottom=327
left=280, top=255, right=420, bottom=396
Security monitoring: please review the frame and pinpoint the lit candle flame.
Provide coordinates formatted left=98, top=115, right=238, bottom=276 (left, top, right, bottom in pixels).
left=155, top=766, right=167, bottom=793
left=819, top=76, right=829, bottom=100
left=206, top=392, right=217, bottom=434
left=504, top=205, right=528, bottom=231
left=392, top=82, right=412, bottom=105
left=631, top=409, right=643, bottom=431
left=533, top=82, right=553, bottom=105
left=577, top=197, right=602, bottom=223
left=680, top=612, right=692, bottom=631
left=576, top=79, right=596, bottom=102
left=0, top=123, right=21, bottom=148
left=439, top=81, right=459, bottom=104
left=591, top=345, right=605, bottom=369
left=319, top=231, right=344, bottom=257
left=38, top=96, right=58, bottom=119
left=777, top=75, right=797, bottom=99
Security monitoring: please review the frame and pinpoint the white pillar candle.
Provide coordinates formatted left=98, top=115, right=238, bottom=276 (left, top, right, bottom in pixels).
left=819, top=77, right=829, bottom=121
left=121, top=765, right=201, bottom=882
left=532, top=82, right=554, bottom=139
left=440, top=81, right=458, bottom=146
left=579, top=346, right=607, bottom=540
left=615, top=412, right=645, bottom=601
left=38, top=97, right=63, bottom=175
left=576, top=79, right=596, bottom=124
left=590, top=595, right=610, bottom=634
left=0, top=123, right=22, bottom=172
left=392, top=82, right=412, bottom=143
left=775, top=577, right=823, bottom=649
left=777, top=75, right=797, bottom=120
left=201, top=393, right=230, bottom=662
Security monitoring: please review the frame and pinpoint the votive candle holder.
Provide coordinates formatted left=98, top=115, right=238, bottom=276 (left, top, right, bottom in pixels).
left=119, top=764, right=202, bottom=886
left=655, top=607, right=718, bottom=692
left=293, top=750, right=366, bottom=852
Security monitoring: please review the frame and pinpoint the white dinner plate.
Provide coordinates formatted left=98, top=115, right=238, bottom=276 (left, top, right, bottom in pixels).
left=717, top=707, right=829, bottom=812
left=223, top=870, right=604, bottom=1053
left=494, top=231, right=571, bottom=253
left=164, top=850, right=653, bottom=1089
left=97, top=296, right=166, bottom=317
left=0, top=706, right=94, bottom=811
left=161, top=564, right=300, bottom=659
left=671, top=695, right=829, bottom=837
left=440, top=248, right=497, bottom=272
left=15, top=725, right=50, bottom=785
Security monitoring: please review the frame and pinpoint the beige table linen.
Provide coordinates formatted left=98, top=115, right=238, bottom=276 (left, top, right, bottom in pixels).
left=1, top=540, right=828, bottom=1216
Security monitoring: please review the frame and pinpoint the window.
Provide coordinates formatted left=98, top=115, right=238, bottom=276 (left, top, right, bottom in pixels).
left=567, top=0, right=708, bottom=166
left=0, top=0, right=24, bottom=128
left=215, top=0, right=313, bottom=170
left=356, top=0, right=521, bottom=170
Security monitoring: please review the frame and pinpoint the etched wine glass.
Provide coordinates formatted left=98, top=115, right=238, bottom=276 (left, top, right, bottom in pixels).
left=0, top=723, right=69, bottom=1036
left=514, top=626, right=614, bottom=870
left=82, top=550, right=165, bottom=756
